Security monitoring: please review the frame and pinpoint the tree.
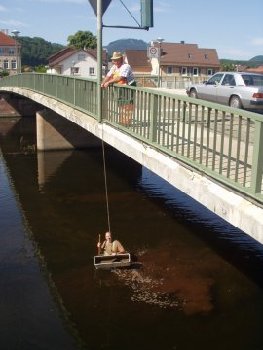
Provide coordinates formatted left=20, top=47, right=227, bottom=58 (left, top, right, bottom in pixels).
left=67, top=30, right=97, bottom=50
left=0, top=69, right=9, bottom=77
left=220, top=63, right=236, bottom=71
left=18, top=36, right=64, bottom=67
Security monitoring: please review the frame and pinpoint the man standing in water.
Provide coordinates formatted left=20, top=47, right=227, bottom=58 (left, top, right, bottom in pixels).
left=97, top=231, right=125, bottom=256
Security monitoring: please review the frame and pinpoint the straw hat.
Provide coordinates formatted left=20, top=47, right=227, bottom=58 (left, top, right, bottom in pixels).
left=111, top=51, right=123, bottom=60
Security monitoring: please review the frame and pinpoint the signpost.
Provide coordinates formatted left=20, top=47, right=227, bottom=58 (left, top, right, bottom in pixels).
left=88, top=0, right=112, bottom=16
left=147, top=46, right=159, bottom=59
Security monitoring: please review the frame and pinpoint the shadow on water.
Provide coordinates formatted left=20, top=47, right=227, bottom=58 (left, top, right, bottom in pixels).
left=1, top=116, right=263, bottom=350
left=137, top=167, right=263, bottom=289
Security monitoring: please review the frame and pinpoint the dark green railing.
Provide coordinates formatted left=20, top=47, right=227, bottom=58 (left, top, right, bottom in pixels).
left=0, top=73, right=262, bottom=204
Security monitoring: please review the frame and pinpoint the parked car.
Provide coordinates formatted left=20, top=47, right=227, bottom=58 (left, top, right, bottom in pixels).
left=186, top=72, right=263, bottom=112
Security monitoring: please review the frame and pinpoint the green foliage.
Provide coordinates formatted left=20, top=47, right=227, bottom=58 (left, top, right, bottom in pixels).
left=0, top=70, right=9, bottom=77
left=34, top=65, right=48, bottom=73
left=220, top=56, right=263, bottom=69
left=18, top=36, right=64, bottom=67
left=67, top=30, right=97, bottom=50
left=220, top=62, right=236, bottom=71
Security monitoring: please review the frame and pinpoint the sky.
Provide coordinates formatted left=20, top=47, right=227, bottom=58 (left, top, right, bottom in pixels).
left=0, top=0, right=262, bottom=60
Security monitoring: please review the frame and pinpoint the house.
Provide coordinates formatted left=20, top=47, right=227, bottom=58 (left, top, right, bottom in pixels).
left=119, top=42, right=220, bottom=87
left=150, top=41, right=220, bottom=78
left=0, top=29, right=21, bottom=75
left=245, top=65, right=263, bottom=74
left=124, top=50, right=152, bottom=74
left=47, top=47, right=107, bottom=78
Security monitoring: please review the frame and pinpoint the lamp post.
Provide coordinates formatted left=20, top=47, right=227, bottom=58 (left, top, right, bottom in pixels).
left=11, top=29, right=20, bottom=74
left=155, top=37, right=164, bottom=88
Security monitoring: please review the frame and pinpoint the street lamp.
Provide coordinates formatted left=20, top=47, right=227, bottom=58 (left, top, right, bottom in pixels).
left=11, top=29, right=20, bottom=74
left=155, top=37, right=164, bottom=88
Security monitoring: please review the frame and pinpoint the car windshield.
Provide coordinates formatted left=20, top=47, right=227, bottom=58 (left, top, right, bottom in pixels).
left=206, top=74, right=224, bottom=85
left=241, top=74, right=263, bottom=87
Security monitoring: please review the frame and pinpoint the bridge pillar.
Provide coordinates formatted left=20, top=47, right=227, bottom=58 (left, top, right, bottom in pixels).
left=36, top=109, right=101, bottom=151
left=0, top=92, right=43, bottom=117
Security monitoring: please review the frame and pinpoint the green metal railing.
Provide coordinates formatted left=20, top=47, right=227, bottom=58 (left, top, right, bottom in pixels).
left=0, top=73, right=262, bottom=204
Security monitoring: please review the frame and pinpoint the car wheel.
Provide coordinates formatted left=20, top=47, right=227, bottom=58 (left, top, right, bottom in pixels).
left=229, top=96, right=243, bottom=109
left=189, top=89, right=198, bottom=99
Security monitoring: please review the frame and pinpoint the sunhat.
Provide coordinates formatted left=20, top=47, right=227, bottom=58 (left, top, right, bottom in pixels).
left=111, top=51, right=123, bottom=60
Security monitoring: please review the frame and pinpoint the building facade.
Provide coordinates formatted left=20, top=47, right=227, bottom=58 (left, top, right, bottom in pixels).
left=48, top=47, right=107, bottom=78
left=0, top=29, right=21, bottom=75
left=150, top=41, right=220, bottom=79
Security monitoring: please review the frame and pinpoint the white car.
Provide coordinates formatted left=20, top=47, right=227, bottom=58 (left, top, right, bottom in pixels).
left=186, top=72, right=263, bottom=112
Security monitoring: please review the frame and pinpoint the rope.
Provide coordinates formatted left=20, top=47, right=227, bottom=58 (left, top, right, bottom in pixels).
left=101, top=127, right=111, bottom=233
left=119, top=0, right=140, bottom=26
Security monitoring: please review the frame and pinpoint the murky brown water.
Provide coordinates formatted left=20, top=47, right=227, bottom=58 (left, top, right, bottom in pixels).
left=1, top=116, right=263, bottom=350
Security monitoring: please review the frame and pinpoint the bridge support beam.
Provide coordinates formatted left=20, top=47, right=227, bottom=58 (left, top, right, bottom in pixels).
left=36, top=109, right=100, bottom=151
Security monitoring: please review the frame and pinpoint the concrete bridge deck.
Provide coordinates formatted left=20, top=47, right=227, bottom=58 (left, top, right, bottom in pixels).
left=0, top=74, right=262, bottom=244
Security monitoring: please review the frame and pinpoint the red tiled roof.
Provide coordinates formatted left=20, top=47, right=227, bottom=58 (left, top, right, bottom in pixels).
left=125, top=50, right=152, bottom=72
left=153, top=42, right=220, bottom=67
left=49, top=47, right=107, bottom=67
left=0, top=31, right=18, bottom=46
left=245, top=65, right=263, bottom=74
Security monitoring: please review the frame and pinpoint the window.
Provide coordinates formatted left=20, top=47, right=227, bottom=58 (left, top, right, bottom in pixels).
left=204, top=54, right=208, bottom=59
left=222, top=74, right=236, bottom=86
left=89, top=67, right=95, bottom=76
left=206, top=73, right=224, bottom=85
left=167, top=66, right=173, bottom=74
left=193, top=67, right=199, bottom=76
left=3, top=60, right=9, bottom=69
left=181, top=67, right=188, bottom=76
left=207, top=68, right=213, bottom=76
left=9, top=48, right=15, bottom=55
left=0, top=48, right=4, bottom=55
left=70, top=67, right=79, bottom=75
left=188, top=53, right=192, bottom=59
left=11, top=60, right=17, bottom=69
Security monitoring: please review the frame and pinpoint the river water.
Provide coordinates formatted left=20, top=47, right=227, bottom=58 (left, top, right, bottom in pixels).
left=0, top=116, right=263, bottom=350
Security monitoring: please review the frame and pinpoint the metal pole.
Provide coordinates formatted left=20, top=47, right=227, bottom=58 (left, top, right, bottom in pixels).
left=156, top=38, right=164, bottom=88
left=97, top=0, right=102, bottom=122
left=18, top=41, right=21, bottom=74
left=158, top=44, right=161, bottom=88
left=16, top=39, right=18, bottom=74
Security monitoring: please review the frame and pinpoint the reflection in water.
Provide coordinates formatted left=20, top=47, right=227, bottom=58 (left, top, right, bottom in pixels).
left=37, top=150, right=73, bottom=190
left=1, top=116, right=263, bottom=350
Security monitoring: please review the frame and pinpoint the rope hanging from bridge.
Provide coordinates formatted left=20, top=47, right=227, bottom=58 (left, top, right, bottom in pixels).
left=101, top=130, right=111, bottom=233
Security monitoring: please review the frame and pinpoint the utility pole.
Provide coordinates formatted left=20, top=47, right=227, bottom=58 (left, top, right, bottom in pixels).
left=97, top=0, right=102, bottom=122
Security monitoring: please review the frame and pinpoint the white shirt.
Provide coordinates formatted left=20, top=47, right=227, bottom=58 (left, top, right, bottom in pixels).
left=107, top=63, right=134, bottom=85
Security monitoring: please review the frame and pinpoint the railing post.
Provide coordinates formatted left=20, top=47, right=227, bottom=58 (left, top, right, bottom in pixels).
left=149, top=93, right=158, bottom=143
left=73, top=77, right=76, bottom=106
left=250, top=120, right=263, bottom=194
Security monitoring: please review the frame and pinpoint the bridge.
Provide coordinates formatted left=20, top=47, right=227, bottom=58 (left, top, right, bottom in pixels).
left=0, top=73, right=263, bottom=243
